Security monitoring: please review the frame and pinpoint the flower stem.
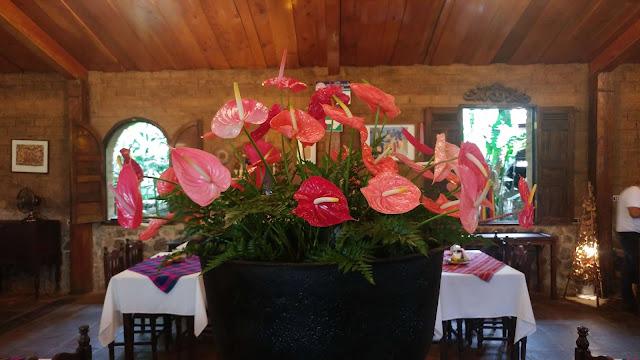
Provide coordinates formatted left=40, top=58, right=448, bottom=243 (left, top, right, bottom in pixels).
left=242, top=127, right=274, bottom=184
left=417, top=210, right=458, bottom=227
left=280, top=135, right=291, bottom=185
left=372, top=106, right=380, bottom=144
left=144, top=175, right=179, bottom=186
left=326, top=118, right=334, bottom=171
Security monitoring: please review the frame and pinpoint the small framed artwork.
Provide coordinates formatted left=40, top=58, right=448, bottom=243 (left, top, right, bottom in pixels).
left=12, top=139, right=49, bottom=173
left=365, top=124, right=416, bottom=160
left=297, top=141, right=317, bottom=164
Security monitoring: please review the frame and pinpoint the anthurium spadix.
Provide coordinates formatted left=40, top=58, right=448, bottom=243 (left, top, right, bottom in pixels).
left=211, top=82, right=269, bottom=139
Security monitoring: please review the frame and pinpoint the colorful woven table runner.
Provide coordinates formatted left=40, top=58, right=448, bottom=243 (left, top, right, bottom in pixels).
left=442, top=251, right=505, bottom=282
left=129, top=255, right=201, bottom=293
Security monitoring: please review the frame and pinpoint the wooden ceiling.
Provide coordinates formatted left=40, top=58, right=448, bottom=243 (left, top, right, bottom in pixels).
left=1, top=0, right=640, bottom=77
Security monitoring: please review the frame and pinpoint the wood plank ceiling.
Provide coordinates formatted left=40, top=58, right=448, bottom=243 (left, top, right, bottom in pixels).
left=2, top=0, right=640, bottom=74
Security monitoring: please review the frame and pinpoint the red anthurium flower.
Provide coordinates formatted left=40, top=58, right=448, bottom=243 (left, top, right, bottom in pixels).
left=139, top=213, right=174, bottom=241
left=362, top=143, right=398, bottom=176
left=251, top=104, right=283, bottom=141
left=321, top=104, right=368, bottom=143
left=517, top=178, right=537, bottom=229
left=433, top=133, right=460, bottom=183
left=293, top=176, right=353, bottom=227
left=270, top=108, right=326, bottom=144
left=157, top=167, right=177, bottom=196
left=114, top=163, right=143, bottom=229
left=361, top=172, right=421, bottom=214
left=201, top=131, right=216, bottom=141
left=351, top=83, right=401, bottom=118
left=262, top=50, right=307, bottom=93
left=422, top=194, right=460, bottom=218
left=308, top=85, right=350, bottom=121
left=120, top=148, right=144, bottom=181
left=330, top=145, right=350, bottom=162
left=171, top=147, right=231, bottom=207
left=401, top=128, right=433, bottom=156
left=457, top=165, right=491, bottom=234
left=243, top=139, right=281, bottom=188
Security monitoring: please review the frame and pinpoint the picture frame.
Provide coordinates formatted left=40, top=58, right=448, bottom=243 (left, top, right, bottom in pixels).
left=11, top=139, right=49, bottom=173
left=365, top=124, right=416, bottom=160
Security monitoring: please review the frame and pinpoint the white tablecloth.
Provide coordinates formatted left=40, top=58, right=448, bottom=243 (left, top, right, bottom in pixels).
left=434, top=250, right=536, bottom=342
left=98, top=262, right=208, bottom=346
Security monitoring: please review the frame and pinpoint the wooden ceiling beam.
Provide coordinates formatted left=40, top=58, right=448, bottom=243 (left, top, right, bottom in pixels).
left=326, top=0, right=340, bottom=75
left=590, top=15, right=640, bottom=75
left=0, top=0, right=87, bottom=78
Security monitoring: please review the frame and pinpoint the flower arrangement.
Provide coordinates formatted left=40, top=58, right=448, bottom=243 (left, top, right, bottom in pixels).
left=113, top=52, right=534, bottom=282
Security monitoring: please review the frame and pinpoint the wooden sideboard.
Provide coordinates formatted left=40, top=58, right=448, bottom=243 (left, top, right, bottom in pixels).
left=0, top=220, right=61, bottom=297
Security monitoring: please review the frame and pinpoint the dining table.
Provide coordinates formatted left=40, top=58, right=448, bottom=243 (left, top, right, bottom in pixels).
left=98, top=252, right=207, bottom=360
left=434, top=250, right=536, bottom=359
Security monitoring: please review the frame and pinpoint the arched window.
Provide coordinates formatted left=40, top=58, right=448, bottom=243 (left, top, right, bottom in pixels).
left=105, top=119, right=170, bottom=220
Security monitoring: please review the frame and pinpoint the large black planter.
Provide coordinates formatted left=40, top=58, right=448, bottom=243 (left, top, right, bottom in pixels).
left=202, top=249, right=443, bottom=360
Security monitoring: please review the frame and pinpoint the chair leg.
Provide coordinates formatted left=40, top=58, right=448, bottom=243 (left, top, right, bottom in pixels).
left=163, top=315, right=173, bottom=351
left=456, top=319, right=464, bottom=354
left=477, top=319, right=484, bottom=348
left=441, top=321, right=450, bottom=360
left=151, top=317, right=158, bottom=360
left=520, top=337, right=527, bottom=360
left=187, top=316, right=195, bottom=360
left=176, top=316, right=183, bottom=350
left=108, top=342, right=115, bottom=360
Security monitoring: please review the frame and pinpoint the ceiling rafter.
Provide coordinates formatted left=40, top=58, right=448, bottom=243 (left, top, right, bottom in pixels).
left=423, top=0, right=453, bottom=65
left=326, top=0, right=340, bottom=75
left=590, top=15, right=640, bottom=74
left=0, top=0, right=87, bottom=78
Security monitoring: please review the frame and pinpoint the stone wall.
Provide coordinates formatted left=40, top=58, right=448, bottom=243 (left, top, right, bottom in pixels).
left=89, top=64, right=590, bottom=292
left=0, top=73, right=70, bottom=294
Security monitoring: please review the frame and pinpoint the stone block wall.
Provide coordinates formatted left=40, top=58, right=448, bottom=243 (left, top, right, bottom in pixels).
left=0, top=73, right=70, bottom=294
left=89, top=64, right=589, bottom=292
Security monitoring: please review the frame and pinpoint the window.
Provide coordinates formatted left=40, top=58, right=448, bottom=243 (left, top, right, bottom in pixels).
left=462, top=107, right=534, bottom=223
left=105, top=120, right=170, bottom=220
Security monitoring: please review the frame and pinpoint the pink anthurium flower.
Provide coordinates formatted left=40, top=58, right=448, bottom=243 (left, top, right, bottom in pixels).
left=455, top=143, right=491, bottom=233
left=394, top=152, right=435, bottom=180
left=113, top=163, right=143, bottom=229
left=361, top=172, right=421, bottom=214
left=401, top=128, right=434, bottom=156
left=211, top=83, right=269, bottom=139
left=321, top=104, right=368, bottom=143
left=433, top=133, right=460, bottom=183
left=422, top=194, right=460, bottom=218
left=293, top=176, right=353, bottom=227
left=119, top=148, right=144, bottom=181
left=517, top=177, right=537, bottom=229
left=171, top=147, right=231, bottom=206
left=362, top=143, right=398, bottom=176
left=270, top=107, right=326, bottom=145
left=157, top=167, right=177, bottom=196
left=139, top=213, right=174, bottom=241
left=308, top=85, right=350, bottom=121
left=251, top=104, right=283, bottom=141
left=351, top=83, right=401, bottom=118
left=262, top=50, right=307, bottom=93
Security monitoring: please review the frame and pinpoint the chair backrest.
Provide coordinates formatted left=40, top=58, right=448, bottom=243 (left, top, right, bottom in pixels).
left=103, top=245, right=125, bottom=288
left=52, top=325, right=92, bottom=360
left=575, top=326, right=613, bottom=360
left=124, top=238, right=144, bottom=267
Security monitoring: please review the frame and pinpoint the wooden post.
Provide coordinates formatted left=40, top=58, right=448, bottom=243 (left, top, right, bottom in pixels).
left=594, top=72, right=615, bottom=297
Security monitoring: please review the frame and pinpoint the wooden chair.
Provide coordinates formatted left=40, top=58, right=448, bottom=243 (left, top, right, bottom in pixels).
left=124, top=238, right=144, bottom=268
left=103, top=244, right=169, bottom=360
left=575, top=326, right=614, bottom=360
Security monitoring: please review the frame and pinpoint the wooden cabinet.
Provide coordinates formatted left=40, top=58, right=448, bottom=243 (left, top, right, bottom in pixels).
left=0, top=220, right=61, bottom=297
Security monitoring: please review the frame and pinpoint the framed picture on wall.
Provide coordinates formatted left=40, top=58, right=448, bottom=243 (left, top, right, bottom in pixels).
left=365, top=124, right=416, bottom=160
left=11, top=139, right=49, bottom=173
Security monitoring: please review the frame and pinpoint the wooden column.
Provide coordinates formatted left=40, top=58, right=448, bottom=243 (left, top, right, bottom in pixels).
left=594, top=72, right=615, bottom=296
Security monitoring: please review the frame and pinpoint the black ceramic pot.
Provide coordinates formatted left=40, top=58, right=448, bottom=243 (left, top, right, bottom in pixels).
left=202, top=249, right=443, bottom=360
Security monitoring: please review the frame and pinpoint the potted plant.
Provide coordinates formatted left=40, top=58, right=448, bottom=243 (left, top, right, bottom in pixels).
left=112, top=57, right=505, bottom=360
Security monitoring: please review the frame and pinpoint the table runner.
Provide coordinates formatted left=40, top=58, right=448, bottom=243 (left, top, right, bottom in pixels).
left=129, top=255, right=201, bottom=293
left=442, top=251, right=505, bottom=282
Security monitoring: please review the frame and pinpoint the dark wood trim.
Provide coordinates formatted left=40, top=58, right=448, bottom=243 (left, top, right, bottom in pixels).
left=590, top=16, right=640, bottom=75
left=0, top=0, right=87, bottom=79
left=326, top=0, right=340, bottom=75
left=103, top=117, right=171, bottom=149
left=172, top=119, right=204, bottom=149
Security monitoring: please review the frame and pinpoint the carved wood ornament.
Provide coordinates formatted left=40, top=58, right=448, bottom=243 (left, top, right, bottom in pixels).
left=463, top=83, right=531, bottom=104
